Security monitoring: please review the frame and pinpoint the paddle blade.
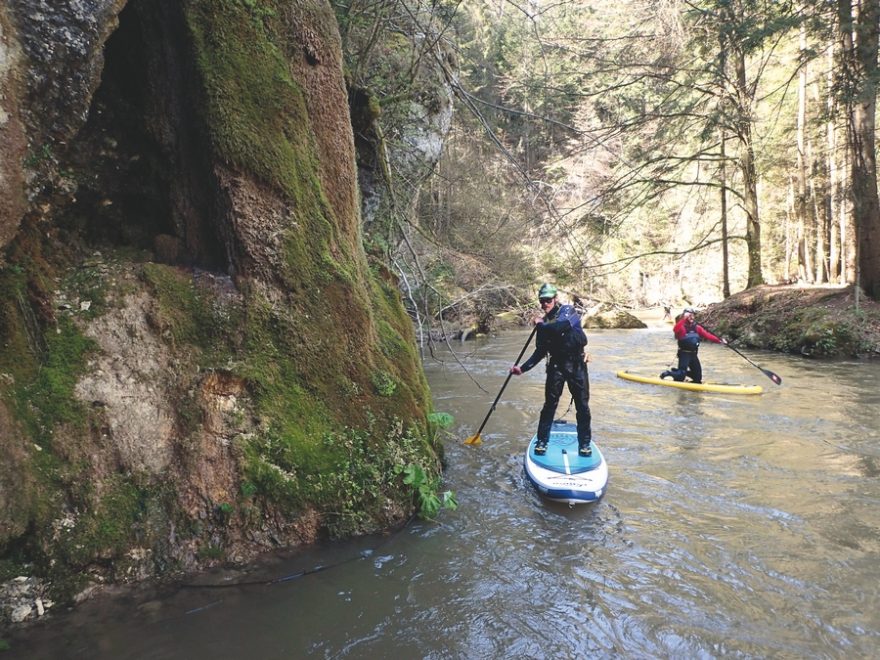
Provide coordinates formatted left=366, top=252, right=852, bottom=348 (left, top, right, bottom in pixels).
left=463, top=433, right=482, bottom=446
left=764, top=369, right=782, bottom=385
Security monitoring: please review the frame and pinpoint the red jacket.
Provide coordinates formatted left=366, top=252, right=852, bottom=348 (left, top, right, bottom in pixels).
left=673, top=318, right=722, bottom=344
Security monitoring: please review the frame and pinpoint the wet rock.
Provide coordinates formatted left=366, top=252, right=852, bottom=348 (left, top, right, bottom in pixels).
left=0, top=575, right=48, bottom=624
left=74, top=584, right=100, bottom=603
left=582, top=308, right=647, bottom=329
left=10, top=603, right=32, bottom=623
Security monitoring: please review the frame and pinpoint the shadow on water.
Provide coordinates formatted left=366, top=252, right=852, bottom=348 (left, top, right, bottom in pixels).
left=6, top=328, right=880, bottom=658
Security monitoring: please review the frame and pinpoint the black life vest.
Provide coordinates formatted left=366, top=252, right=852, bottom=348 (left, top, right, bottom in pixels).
left=678, top=323, right=701, bottom=351
left=537, top=304, right=588, bottom=359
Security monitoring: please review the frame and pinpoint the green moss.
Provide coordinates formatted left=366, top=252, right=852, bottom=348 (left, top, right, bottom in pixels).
left=0, top=260, right=439, bottom=586
left=3, top=314, right=94, bottom=448
left=368, top=269, right=431, bottom=410
left=240, top=444, right=300, bottom=506
left=198, top=544, right=225, bottom=561
left=0, top=270, right=36, bottom=387
left=182, top=0, right=434, bottom=448
left=727, top=303, right=879, bottom=358
left=367, top=94, right=382, bottom=119
left=187, top=0, right=303, bottom=190
left=0, top=274, right=68, bottom=553
left=185, top=0, right=336, bottom=254
left=56, top=479, right=146, bottom=567
left=0, top=559, right=26, bottom=582
left=23, top=143, right=53, bottom=169
left=60, top=262, right=108, bottom=320
left=377, top=319, right=407, bottom=357
left=303, top=420, right=442, bottom=538
left=191, top=291, right=354, bottom=510
left=141, top=264, right=219, bottom=349
left=370, top=370, right=397, bottom=396
left=138, top=267, right=361, bottom=496
left=229, top=277, right=437, bottom=529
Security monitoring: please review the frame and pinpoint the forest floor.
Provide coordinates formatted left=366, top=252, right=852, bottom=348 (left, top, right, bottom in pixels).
left=700, top=283, right=880, bottom=358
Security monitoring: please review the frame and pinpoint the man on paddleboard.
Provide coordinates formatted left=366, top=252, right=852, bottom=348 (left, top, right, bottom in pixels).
left=661, top=307, right=727, bottom=384
left=510, top=284, right=592, bottom=457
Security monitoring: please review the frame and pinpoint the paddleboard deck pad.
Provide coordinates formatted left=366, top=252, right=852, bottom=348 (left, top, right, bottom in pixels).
left=616, top=370, right=763, bottom=395
left=523, top=421, right=608, bottom=504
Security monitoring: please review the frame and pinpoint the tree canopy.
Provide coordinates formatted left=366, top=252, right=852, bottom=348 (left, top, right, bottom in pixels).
left=339, top=0, right=880, bottom=324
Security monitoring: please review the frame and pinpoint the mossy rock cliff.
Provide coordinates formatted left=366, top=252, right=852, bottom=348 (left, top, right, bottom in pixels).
left=0, top=0, right=441, bottom=621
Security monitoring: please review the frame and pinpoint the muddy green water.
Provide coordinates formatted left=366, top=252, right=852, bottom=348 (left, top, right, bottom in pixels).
left=6, top=327, right=880, bottom=658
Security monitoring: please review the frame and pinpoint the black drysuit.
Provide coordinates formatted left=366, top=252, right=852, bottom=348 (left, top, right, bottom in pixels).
left=519, top=304, right=592, bottom=447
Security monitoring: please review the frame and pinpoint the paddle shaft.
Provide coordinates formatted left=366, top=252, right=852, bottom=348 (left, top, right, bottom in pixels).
left=471, top=325, right=538, bottom=439
left=725, top=343, right=782, bottom=384
left=704, top=326, right=782, bottom=385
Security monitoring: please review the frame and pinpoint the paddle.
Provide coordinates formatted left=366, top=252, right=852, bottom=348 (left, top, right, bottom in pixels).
left=464, top=325, right=538, bottom=445
left=724, top=342, right=783, bottom=385
left=704, top=325, right=782, bottom=386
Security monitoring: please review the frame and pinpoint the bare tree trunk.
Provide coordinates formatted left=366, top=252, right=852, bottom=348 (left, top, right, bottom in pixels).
left=785, top=175, right=795, bottom=281
left=827, top=44, right=841, bottom=282
left=797, top=24, right=813, bottom=282
left=733, top=49, right=763, bottom=287
left=720, top=129, right=731, bottom=298
left=843, top=131, right=857, bottom=283
left=839, top=0, right=880, bottom=296
left=854, top=0, right=880, bottom=297
left=806, top=50, right=831, bottom=284
left=839, top=0, right=857, bottom=284
left=807, top=126, right=829, bottom=282
left=810, top=169, right=828, bottom=283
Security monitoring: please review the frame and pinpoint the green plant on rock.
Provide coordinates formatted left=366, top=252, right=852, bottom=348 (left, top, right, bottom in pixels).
left=813, top=328, right=838, bottom=355
left=370, top=370, right=397, bottom=396
left=427, top=411, right=454, bottom=429
left=217, top=501, right=234, bottom=517
left=60, top=263, right=108, bottom=320
left=51, top=478, right=148, bottom=571
left=23, top=143, right=53, bottom=168
left=402, top=462, right=457, bottom=520
left=141, top=263, right=228, bottom=356
left=198, top=544, right=225, bottom=560
left=255, top=417, right=449, bottom=538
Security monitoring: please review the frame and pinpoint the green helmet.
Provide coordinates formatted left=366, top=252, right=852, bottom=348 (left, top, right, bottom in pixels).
left=538, top=283, right=557, bottom=299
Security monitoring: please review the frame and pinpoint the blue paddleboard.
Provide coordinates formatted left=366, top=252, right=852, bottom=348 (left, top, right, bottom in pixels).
left=523, top=420, right=608, bottom=504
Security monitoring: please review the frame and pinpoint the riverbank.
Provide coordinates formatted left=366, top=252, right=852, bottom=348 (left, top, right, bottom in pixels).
left=701, top=284, right=880, bottom=358
left=458, top=283, right=880, bottom=359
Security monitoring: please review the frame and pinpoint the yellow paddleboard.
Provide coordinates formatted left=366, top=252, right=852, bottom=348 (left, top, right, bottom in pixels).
left=616, top=370, right=763, bottom=395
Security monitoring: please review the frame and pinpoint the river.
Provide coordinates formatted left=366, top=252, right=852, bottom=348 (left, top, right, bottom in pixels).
left=5, top=326, right=880, bottom=658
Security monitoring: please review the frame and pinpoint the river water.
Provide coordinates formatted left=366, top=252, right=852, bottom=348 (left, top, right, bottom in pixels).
left=6, top=326, right=880, bottom=658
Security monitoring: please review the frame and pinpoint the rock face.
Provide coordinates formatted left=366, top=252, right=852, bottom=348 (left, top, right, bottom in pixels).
left=1, top=0, right=127, bottom=251
left=0, top=9, right=30, bottom=247
left=346, top=19, right=455, bottom=237
left=0, top=0, right=440, bottom=624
